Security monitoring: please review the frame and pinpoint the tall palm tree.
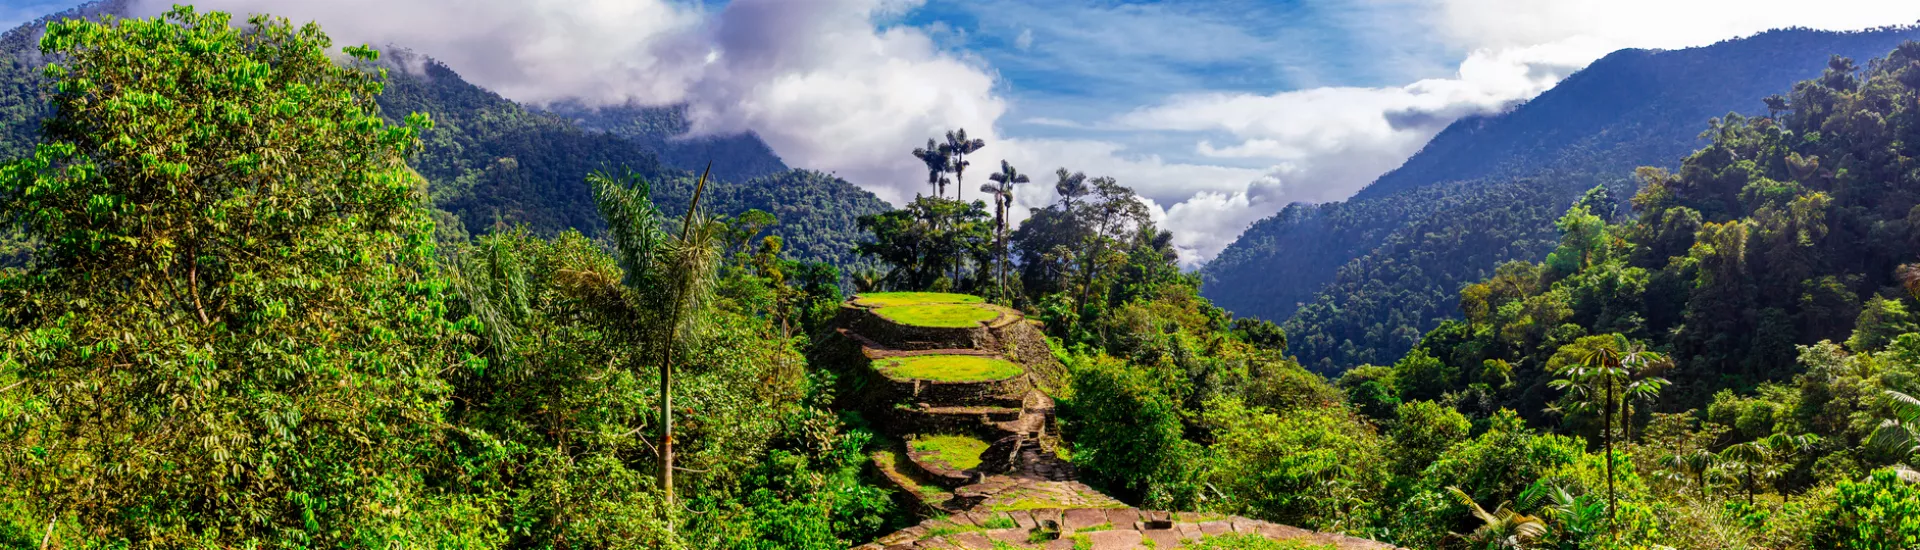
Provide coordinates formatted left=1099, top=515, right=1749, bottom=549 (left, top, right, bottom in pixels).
left=943, top=128, right=985, bottom=200
left=585, top=164, right=722, bottom=520
left=1054, top=168, right=1089, bottom=210
left=1550, top=334, right=1670, bottom=534
left=985, top=160, right=1030, bottom=297
left=1447, top=486, right=1547, bottom=550
left=913, top=138, right=949, bottom=198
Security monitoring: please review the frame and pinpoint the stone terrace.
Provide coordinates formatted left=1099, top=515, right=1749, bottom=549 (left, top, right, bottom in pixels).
left=826, top=293, right=1402, bottom=550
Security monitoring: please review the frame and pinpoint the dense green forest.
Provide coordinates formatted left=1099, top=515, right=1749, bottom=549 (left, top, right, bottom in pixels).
left=1203, top=25, right=1920, bottom=373
left=2, top=5, right=1920, bottom=550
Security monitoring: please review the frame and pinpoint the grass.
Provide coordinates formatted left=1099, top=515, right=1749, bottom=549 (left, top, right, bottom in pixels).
left=874, top=355, right=1022, bottom=382
left=911, top=434, right=989, bottom=471
left=991, top=497, right=1062, bottom=512
left=1075, top=522, right=1113, bottom=533
left=854, top=292, right=984, bottom=307
left=983, top=514, right=1017, bottom=529
left=1187, top=534, right=1336, bottom=550
left=872, top=448, right=953, bottom=502
left=875, top=303, right=1000, bottom=328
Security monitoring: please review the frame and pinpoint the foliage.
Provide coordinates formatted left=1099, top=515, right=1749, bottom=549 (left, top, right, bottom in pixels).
left=0, top=8, right=467, bottom=544
left=1819, top=467, right=1920, bottom=549
left=1058, top=353, right=1202, bottom=507
left=1201, top=398, right=1386, bottom=532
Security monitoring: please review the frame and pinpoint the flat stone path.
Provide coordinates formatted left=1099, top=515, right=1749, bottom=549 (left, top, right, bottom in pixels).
left=857, top=508, right=1399, bottom=549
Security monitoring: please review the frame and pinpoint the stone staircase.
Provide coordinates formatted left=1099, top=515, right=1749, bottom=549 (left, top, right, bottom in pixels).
left=823, top=294, right=1400, bottom=550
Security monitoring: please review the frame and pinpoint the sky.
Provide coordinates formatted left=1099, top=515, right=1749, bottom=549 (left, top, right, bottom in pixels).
left=9, top=0, right=1920, bottom=264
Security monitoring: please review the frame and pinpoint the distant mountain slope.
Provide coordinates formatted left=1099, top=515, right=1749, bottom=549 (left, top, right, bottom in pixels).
left=0, top=2, right=889, bottom=268
left=542, top=101, right=791, bottom=185
left=1202, top=26, right=1920, bottom=373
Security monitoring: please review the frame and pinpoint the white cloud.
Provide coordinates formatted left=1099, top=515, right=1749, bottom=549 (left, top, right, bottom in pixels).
left=137, top=0, right=1005, bottom=207
left=1014, top=28, right=1034, bottom=51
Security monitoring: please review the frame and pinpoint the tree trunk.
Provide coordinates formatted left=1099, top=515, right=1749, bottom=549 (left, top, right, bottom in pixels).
left=1605, top=380, right=1616, bottom=538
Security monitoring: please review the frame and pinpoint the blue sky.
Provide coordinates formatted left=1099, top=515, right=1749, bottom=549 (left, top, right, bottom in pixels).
left=10, top=0, right=1920, bottom=263
left=891, top=0, right=1460, bottom=166
left=0, top=0, right=75, bottom=32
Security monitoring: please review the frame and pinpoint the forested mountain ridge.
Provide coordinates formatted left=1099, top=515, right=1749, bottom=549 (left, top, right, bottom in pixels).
left=0, top=1, right=887, bottom=268
left=1202, top=25, right=1920, bottom=373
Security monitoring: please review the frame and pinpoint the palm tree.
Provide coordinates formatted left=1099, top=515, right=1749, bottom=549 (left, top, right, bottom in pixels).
left=1717, top=433, right=1819, bottom=506
left=1054, top=168, right=1089, bottom=210
left=913, top=138, right=949, bottom=198
left=984, top=160, right=1030, bottom=297
left=1872, top=389, right=1920, bottom=479
left=1660, top=447, right=1719, bottom=496
left=1447, top=486, right=1547, bottom=549
left=943, top=128, right=986, bottom=200
left=585, top=164, right=723, bottom=520
left=1549, top=334, right=1670, bottom=533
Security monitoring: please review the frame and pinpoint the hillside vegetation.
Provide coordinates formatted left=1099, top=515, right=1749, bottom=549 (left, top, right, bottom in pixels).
left=1202, top=25, right=1920, bottom=373
left=0, top=5, right=1919, bottom=550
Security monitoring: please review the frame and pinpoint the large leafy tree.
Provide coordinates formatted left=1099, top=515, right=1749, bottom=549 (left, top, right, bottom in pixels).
left=0, top=7, right=461, bottom=545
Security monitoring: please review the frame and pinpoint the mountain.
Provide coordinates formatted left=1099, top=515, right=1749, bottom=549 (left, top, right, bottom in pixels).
left=1201, top=25, right=1920, bottom=373
left=0, top=1, right=889, bottom=269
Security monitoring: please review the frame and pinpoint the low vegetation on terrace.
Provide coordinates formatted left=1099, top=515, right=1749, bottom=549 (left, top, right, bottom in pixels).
left=873, top=302, right=1001, bottom=328
left=909, top=434, right=989, bottom=471
left=853, top=291, right=985, bottom=307
left=874, top=354, right=1023, bottom=382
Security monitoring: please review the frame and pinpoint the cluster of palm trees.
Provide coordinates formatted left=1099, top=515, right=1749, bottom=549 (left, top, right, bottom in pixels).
left=910, top=129, right=1031, bottom=296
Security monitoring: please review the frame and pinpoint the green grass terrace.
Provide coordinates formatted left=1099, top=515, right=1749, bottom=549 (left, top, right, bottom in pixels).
left=852, top=292, right=985, bottom=308
left=910, top=434, right=989, bottom=472
left=873, top=355, right=1023, bottom=382
left=872, top=303, right=1001, bottom=328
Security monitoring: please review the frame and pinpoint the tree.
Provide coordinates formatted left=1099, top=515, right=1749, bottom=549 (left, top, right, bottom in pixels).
left=588, top=165, right=723, bottom=513
left=983, top=160, right=1030, bottom=297
left=941, top=128, right=985, bottom=200
left=1054, top=168, right=1089, bottom=210
left=1848, top=295, right=1916, bottom=352
left=912, top=138, right=950, bottom=198
left=1548, top=334, right=1670, bottom=533
left=0, top=7, right=457, bottom=543
left=1391, top=401, right=1472, bottom=478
